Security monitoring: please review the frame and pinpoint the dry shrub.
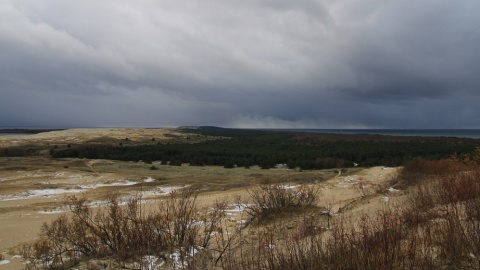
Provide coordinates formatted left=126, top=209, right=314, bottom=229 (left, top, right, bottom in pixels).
left=399, top=158, right=470, bottom=187
left=220, top=210, right=421, bottom=270
left=401, top=166, right=480, bottom=269
left=246, top=183, right=320, bottom=221
left=22, top=190, right=226, bottom=269
left=428, top=171, right=480, bottom=269
left=320, top=211, right=418, bottom=270
left=222, top=162, right=480, bottom=270
left=293, top=214, right=323, bottom=240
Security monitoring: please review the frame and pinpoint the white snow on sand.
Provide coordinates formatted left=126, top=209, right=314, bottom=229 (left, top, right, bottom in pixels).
left=0, top=180, right=138, bottom=201
left=137, top=186, right=185, bottom=197
left=38, top=209, right=65, bottom=214
left=143, top=177, right=156, bottom=182
left=225, top=204, right=254, bottom=213
left=388, top=187, right=400, bottom=193
left=79, top=180, right=137, bottom=189
left=278, top=184, right=301, bottom=190
left=29, top=188, right=84, bottom=196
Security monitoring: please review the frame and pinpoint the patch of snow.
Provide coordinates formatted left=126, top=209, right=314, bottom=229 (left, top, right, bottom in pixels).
left=226, top=204, right=253, bottom=212
left=29, top=188, right=84, bottom=197
left=322, top=209, right=335, bottom=217
left=0, top=180, right=141, bottom=201
left=237, top=219, right=248, bottom=225
left=143, top=177, right=155, bottom=182
left=0, top=189, right=84, bottom=201
left=344, top=176, right=359, bottom=183
left=278, top=184, right=300, bottom=190
left=136, top=186, right=184, bottom=198
left=189, top=221, right=204, bottom=228
left=382, top=196, right=390, bottom=202
left=0, top=260, right=10, bottom=266
left=142, top=255, right=164, bottom=270
left=169, top=252, right=184, bottom=269
left=0, top=195, right=27, bottom=201
left=79, top=180, right=137, bottom=189
left=388, top=187, right=400, bottom=193
left=38, top=210, right=65, bottom=214
left=159, top=186, right=182, bottom=194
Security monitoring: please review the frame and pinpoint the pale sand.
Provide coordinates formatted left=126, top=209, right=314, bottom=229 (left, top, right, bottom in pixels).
left=0, top=128, right=184, bottom=147
left=0, top=129, right=401, bottom=269
left=0, top=166, right=399, bottom=269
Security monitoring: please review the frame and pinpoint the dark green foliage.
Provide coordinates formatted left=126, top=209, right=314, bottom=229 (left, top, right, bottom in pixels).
left=223, top=159, right=236, bottom=168
left=43, top=128, right=480, bottom=169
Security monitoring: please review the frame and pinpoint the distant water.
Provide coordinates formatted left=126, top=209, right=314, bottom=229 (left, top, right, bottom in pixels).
left=271, top=129, right=480, bottom=139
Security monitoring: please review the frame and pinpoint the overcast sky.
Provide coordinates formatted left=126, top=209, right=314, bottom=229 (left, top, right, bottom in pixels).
left=1, top=0, right=479, bottom=129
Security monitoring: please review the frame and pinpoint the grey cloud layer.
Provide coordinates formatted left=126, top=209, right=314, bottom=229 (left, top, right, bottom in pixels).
left=1, top=0, right=479, bottom=128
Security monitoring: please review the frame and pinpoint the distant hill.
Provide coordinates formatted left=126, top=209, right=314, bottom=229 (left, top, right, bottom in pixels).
left=0, top=128, right=64, bottom=134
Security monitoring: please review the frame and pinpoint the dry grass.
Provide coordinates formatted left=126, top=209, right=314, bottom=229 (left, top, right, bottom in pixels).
left=9, top=156, right=480, bottom=269
left=218, top=159, right=480, bottom=270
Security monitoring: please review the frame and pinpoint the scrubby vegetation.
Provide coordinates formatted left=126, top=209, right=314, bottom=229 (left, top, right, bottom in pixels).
left=218, top=158, right=480, bottom=270
left=20, top=156, right=480, bottom=270
left=21, top=189, right=227, bottom=269
left=246, top=182, right=320, bottom=222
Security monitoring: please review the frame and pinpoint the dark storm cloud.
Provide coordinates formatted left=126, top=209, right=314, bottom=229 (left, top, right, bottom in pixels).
left=1, top=0, right=480, bottom=128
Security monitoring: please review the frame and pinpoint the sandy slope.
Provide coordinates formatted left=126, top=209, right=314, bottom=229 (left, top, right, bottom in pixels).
left=0, top=129, right=401, bottom=269
left=0, top=165, right=400, bottom=269
left=0, top=128, right=184, bottom=147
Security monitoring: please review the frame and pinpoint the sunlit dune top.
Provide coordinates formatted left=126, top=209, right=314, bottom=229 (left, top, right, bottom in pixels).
left=0, top=128, right=181, bottom=147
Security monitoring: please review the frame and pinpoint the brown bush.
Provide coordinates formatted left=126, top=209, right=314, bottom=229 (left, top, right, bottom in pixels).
left=246, top=183, right=320, bottom=222
left=22, top=190, right=226, bottom=269
left=399, top=158, right=470, bottom=188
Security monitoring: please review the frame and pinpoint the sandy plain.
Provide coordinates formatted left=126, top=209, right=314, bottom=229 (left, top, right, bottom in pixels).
left=0, top=129, right=400, bottom=269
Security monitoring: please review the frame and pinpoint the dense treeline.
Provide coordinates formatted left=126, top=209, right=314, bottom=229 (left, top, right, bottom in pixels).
left=50, top=127, right=480, bottom=170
